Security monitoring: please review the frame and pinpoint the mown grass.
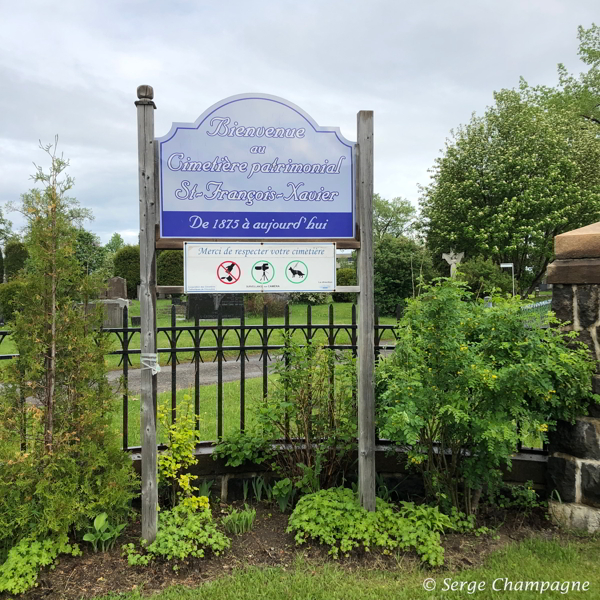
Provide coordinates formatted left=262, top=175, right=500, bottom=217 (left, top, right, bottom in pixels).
left=98, top=536, right=600, bottom=600
left=118, top=377, right=270, bottom=446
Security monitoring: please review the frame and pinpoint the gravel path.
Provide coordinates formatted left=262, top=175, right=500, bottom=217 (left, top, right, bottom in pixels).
left=106, top=354, right=278, bottom=395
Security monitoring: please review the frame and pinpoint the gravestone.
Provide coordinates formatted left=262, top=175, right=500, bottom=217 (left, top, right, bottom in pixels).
left=100, top=277, right=127, bottom=300
left=186, top=294, right=244, bottom=320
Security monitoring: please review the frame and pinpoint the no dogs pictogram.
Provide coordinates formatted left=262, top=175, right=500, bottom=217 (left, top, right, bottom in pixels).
left=218, top=261, right=241, bottom=284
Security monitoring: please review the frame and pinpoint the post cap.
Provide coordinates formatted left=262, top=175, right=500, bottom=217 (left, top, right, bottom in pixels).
left=137, top=85, right=154, bottom=100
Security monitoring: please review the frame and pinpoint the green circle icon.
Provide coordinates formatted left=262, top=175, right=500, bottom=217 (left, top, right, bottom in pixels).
left=285, top=260, right=308, bottom=284
left=252, top=260, right=275, bottom=284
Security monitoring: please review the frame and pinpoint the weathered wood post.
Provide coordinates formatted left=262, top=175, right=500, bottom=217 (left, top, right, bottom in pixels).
left=357, top=110, right=376, bottom=511
left=135, top=84, right=158, bottom=542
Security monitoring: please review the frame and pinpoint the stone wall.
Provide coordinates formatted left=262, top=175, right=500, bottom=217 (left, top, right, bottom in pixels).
left=546, top=222, right=600, bottom=531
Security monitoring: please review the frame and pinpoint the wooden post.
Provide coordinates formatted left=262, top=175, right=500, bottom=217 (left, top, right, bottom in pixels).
left=135, top=84, right=158, bottom=542
left=357, top=110, right=376, bottom=511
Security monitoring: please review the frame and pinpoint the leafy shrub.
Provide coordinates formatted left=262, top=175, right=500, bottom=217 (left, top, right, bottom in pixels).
left=113, top=245, right=140, bottom=298
left=0, top=279, right=24, bottom=323
left=245, top=293, right=288, bottom=317
left=377, top=278, right=598, bottom=513
left=287, top=487, right=451, bottom=565
left=123, top=501, right=229, bottom=568
left=0, top=534, right=81, bottom=595
left=258, top=340, right=357, bottom=491
left=3, top=240, right=28, bottom=281
left=374, top=236, right=436, bottom=315
left=333, top=267, right=357, bottom=303
left=0, top=246, right=3, bottom=282
left=157, top=397, right=201, bottom=508
left=288, top=292, right=332, bottom=305
left=157, top=250, right=183, bottom=286
left=213, top=429, right=273, bottom=468
left=456, top=256, right=513, bottom=298
left=222, top=505, right=256, bottom=535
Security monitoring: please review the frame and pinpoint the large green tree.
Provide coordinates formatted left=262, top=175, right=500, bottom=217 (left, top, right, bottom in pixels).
left=373, top=194, right=416, bottom=243
left=75, top=228, right=106, bottom=275
left=420, top=27, right=600, bottom=296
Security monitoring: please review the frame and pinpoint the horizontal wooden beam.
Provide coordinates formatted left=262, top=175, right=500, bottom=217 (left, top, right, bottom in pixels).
left=155, top=225, right=361, bottom=249
left=156, top=285, right=360, bottom=295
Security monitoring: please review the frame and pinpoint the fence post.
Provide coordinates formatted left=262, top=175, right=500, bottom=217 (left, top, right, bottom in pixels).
left=194, top=313, right=200, bottom=432
left=217, top=304, right=223, bottom=439
left=240, top=304, right=246, bottom=432
left=135, top=84, right=158, bottom=543
left=171, top=304, right=177, bottom=424
left=357, top=109, right=376, bottom=511
left=122, top=305, right=129, bottom=451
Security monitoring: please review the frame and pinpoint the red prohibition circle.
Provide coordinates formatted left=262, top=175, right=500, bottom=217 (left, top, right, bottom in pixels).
left=217, top=261, right=241, bottom=285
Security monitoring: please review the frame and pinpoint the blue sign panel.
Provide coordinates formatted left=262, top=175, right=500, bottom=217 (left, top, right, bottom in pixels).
left=157, top=94, right=355, bottom=239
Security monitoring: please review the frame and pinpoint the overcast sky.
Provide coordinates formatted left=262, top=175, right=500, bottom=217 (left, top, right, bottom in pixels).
left=0, top=0, right=597, bottom=244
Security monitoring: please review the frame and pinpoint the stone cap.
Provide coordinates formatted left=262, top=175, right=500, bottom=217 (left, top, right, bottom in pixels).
left=555, top=222, right=600, bottom=260
left=547, top=258, right=600, bottom=284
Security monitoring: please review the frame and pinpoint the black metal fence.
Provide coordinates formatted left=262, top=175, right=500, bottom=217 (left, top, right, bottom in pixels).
left=0, top=301, right=549, bottom=454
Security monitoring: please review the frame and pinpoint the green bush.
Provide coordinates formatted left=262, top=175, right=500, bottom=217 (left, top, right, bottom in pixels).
left=258, top=340, right=357, bottom=491
left=4, top=241, right=28, bottom=281
left=377, top=278, right=598, bottom=513
left=157, top=250, right=183, bottom=286
left=244, top=293, right=287, bottom=317
left=287, top=487, right=451, bottom=565
left=288, top=292, right=332, bottom=305
left=332, top=267, right=357, bottom=303
left=456, top=256, right=513, bottom=298
left=0, top=246, right=4, bottom=282
left=0, top=279, right=24, bottom=323
left=213, top=429, right=273, bottom=468
left=123, top=502, right=230, bottom=567
left=113, top=245, right=140, bottom=298
left=374, top=236, right=437, bottom=315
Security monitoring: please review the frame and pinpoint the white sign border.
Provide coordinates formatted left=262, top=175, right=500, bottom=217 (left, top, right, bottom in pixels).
left=156, top=93, right=356, bottom=241
left=183, top=241, right=337, bottom=294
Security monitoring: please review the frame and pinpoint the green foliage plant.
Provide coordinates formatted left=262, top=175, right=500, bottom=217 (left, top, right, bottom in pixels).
left=377, top=278, right=598, bottom=514
left=272, top=478, right=295, bottom=513
left=222, top=505, right=256, bottom=535
left=123, top=500, right=229, bottom=569
left=374, top=236, right=436, bottom=315
left=288, top=292, right=332, bottom=305
left=0, top=279, right=24, bottom=323
left=83, top=512, right=126, bottom=553
left=332, top=267, right=357, bottom=303
left=157, top=396, right=202, bottom=508
left=456, top=256, right=513, bottom=298
left=0, top=533, right=81, bottom=595
left=0, top=143, right=137, bottom=587
left=287, top=487, right=451, bottom=566
left=157, top=249, right=184, bottom=286
left=212, top=429, right=273, bottom=468
left=258, top=339, right=357, bottom=491
left=3, top=240, right=28, bottom=281
left=372, top=194, right=416, bottom=243
left=113, top=245, right=140, bottom=298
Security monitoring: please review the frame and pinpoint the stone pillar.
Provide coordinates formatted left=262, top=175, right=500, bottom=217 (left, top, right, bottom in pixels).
left=546, top=222, right=600, bottom=531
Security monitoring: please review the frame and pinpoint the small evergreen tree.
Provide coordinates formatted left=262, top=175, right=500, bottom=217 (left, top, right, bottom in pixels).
left=157, top=249, right=183, bottom=286
left=0, top=142, right=136, bottom=567
left=0, top=246, right=4, bottom=283
left=113, top=245, right=140, bottom=298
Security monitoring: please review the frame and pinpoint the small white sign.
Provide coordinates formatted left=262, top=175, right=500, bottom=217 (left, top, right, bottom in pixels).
left=184, top=242, right=336, bottom=293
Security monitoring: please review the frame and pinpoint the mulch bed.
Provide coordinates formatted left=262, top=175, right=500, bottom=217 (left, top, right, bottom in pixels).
left=19, top=503, right=554, bottom=600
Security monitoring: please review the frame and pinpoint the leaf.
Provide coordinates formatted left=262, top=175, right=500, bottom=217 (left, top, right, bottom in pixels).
left=94, top=512, right=108, bottom=532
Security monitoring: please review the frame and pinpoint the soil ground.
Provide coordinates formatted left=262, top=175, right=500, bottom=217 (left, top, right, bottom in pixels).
left=20, top=502, right=557, bottom=600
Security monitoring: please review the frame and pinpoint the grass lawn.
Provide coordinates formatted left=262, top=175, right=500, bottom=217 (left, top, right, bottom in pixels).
left=98, top=536, right=600, bottom=600
left=0, top=301, right=398, bottom=370
left=119, top=377, right=270, bottom=446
